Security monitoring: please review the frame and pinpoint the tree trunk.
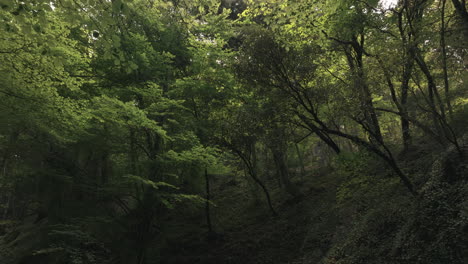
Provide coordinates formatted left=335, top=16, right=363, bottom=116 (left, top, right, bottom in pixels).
left=248, top=164, right=276, bottom=215
left=232, top=143, right=277, bottom=215
left=441, top=0, right=453, bottom=118
left=2, top=193, right=10, bottom=219
left=296, top=114, right=341, bottom=154
left=251, top=144, right=276, bottom=215
left=401, top=117, right=411, bottom=152
left=322, top=127, right=418, bottom=196
left=101, top=151, right=109, bottom=185
left=264, top=146, right=273, bottom=180
left=451, top=0, right=468, bottom=29
left=400, top=46, right=415, bottom=152
left=415, top=51, right=445, bottom=140
left=205, top=167, right=212, bottom=232
left=130, top=129, right=138, bottom=175
left=347, top=36, right=383, bottom=144
left=272, top=148, right=300, bottom=197
left=294, top=143, right=306, bottom=180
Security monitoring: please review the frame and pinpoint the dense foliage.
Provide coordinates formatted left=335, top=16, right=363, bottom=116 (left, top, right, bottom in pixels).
left=0, top=0, right=467, bottom=263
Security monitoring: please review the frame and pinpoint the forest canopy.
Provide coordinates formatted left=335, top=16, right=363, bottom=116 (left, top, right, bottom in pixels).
left=0, top=0, right=467, bottom=263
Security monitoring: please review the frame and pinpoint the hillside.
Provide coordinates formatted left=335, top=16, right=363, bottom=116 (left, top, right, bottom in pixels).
left=0, top=0, right=467, bottom=263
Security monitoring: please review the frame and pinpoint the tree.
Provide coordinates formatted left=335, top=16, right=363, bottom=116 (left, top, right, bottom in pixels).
left=240, top=0, right=418, bottom=195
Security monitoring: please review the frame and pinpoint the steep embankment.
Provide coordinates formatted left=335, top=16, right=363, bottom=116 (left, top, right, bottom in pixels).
left=316, top=141, right=468, bottom=264
left=159, top=140, right=468, bottom=264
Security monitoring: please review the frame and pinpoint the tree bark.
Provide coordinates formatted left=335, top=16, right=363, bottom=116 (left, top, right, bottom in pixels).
left=205, top=167, right=212, bottom=232
left=441, top=0, right=454, bottom=118
left=345, top=36, right=383, bottom=144
left=297, top=112, right=417, bottom=196
left=247, top=163, right=276, bottom=215
left=451, top=0, right=468, bottom=28
left=228, top=142, right=277, bottom=215
left=296, top=114, right=341, bottom=154
left=323, top=127, right=418, bottom=196
left=130, top=129, right=138, bottom=175
left=415, top=50, right=445, bottom=140
left=272, top=148, right=300, bottom=197
left=294, top=143, right=306, bottom=180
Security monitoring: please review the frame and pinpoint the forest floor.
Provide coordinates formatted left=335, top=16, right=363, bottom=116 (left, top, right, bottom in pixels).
left=1, top=140, right=467, bottom=264
left=160, top=165, right=343, bottom=264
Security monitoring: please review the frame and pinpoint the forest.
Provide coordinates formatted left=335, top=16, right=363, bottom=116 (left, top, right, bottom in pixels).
left=0, top=0, right=467, bottom=263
